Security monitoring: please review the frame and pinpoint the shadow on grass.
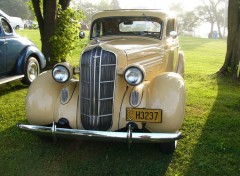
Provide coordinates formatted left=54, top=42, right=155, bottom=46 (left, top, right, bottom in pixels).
left=0, top=81, right=28, bottom=96
left=0, top=125, right=174, bottom=176
left=185, top=77, right=240, bottom=175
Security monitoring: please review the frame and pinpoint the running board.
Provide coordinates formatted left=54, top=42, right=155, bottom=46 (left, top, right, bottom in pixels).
left=0, top=75, right=24, bottom=85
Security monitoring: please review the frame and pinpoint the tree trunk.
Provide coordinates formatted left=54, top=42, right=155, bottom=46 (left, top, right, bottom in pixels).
left=59, top=0, right=71, bottom=10
left=208, top=21, right=214, bottom=38
left=31, top=0, right=57, bottom=68
left=219, top=0, right=240, bottom=79
left=216, top=21, right=223, bottom=39
left=210, top=22, right=214, bottom=33
left=211, top=0, right=223, bottom=39
left=32, top=0, right=44, bottom=37
left=42, top=0, right=57, bottom=67
left=31, top=0, right=71, bottom=68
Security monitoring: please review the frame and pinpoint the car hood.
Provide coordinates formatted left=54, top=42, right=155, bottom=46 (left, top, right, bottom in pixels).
left=93, top=37, right=164, bottom=61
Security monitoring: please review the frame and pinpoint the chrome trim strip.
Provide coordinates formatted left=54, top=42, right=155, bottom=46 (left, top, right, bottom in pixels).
left=18, top=124, right=182, bottom=143
left=100, top=80, right=115, bottom=83
left=99, top=97, right=114, bottom=100
left=97, top=49, right=102, bottom=117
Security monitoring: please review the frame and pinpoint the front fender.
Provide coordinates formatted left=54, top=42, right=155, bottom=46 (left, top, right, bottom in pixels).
left=146, top=72, right=186, bottom=132
left=26, top=71, right=64, bottom=125
left=16, top=45, right=46, bottom=75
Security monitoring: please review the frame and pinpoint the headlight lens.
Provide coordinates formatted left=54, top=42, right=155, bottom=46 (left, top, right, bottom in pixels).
left=124, top=67, right=144, bottom=86
left=52, top=65, right=70, bottom=83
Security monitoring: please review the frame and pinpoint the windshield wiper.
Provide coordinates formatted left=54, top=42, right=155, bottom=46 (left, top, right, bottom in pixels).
left=142, top=13, right=160, bottom=30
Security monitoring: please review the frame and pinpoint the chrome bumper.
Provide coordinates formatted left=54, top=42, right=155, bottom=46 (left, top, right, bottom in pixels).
left=17, top=123, right=182, bottom=143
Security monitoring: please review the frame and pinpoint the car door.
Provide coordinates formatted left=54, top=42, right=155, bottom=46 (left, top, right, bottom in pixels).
left=1, top=18, right=19, bottom=74
left=1, top=17, right=25, bottom=75
left=0, top=18, right=7, bottom=75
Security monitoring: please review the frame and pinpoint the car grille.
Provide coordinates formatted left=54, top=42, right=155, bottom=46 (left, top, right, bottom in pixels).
left=80, top=46, right=116, bottom=131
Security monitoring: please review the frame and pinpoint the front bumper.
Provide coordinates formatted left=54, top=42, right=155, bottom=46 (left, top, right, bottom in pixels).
left=18, top=123, right=182, bottom=144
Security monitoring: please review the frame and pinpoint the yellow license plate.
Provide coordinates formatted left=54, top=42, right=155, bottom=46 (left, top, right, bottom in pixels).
left=126, top=108, right=162, bottom=123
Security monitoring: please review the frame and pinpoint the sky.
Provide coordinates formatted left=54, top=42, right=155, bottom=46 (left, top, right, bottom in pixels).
left=119, top=0, right=198, bottom=11
left=80, top=0, right=199, bottom=11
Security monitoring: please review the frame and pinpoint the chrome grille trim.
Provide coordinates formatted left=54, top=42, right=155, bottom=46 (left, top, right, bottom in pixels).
left=80, top=46, right=116, bottom=131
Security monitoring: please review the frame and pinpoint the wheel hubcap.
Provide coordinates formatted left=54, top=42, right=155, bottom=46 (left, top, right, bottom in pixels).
left=27, top=62, right=38, bottom=82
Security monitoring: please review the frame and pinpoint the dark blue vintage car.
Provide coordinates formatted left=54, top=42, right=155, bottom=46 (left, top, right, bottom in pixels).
left=0, top=15, right=46, bottom=85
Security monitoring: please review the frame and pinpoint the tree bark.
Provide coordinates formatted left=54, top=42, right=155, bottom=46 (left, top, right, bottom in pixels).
left=42, top=0, right=57, bottom=62
left=216, top=21, right=223, bottom=39
left=32, top=0, right=44, bottom=38
left=31, top=0, right=57, bottom=66
left=219, top=0, right=240, bottom=79
left=31, top=0, right=71, bottom=68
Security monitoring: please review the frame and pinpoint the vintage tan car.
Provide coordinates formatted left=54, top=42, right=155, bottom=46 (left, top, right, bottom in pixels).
left=18, top=9, right=185, bottom=154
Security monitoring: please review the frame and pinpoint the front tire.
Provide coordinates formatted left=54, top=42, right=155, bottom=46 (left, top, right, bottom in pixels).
left=22, top=57, right=40, bottom=85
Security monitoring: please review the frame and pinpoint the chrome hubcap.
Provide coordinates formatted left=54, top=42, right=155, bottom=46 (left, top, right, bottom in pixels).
left=27, top=62, right=38, bottom=82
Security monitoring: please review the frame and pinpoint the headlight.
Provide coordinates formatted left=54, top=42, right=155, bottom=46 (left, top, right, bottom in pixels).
left=52, top=65, right=70, bottom=83
left=124, top=67, right=144, bottom=86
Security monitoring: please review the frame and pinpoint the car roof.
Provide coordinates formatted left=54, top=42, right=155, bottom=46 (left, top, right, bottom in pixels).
left=92, top=9, right=170, bottom=21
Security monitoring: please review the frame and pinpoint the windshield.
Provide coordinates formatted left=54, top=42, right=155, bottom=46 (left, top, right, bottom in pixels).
left=90, top=16, right=162, bottom=39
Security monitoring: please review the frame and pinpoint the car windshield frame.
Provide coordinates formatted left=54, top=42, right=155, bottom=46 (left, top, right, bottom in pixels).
left=90, top=16, right=163, bottom=40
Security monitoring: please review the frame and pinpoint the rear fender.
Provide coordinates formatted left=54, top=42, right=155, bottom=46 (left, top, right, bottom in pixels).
left=16, top=45, right=46, bottom=75
left=145, top=72, right=186, bottom=132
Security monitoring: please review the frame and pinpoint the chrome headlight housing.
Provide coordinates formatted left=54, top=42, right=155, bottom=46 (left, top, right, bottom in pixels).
left=124, top=66, right=144, bottom=86
left=52, top=65, right=70, bottom=83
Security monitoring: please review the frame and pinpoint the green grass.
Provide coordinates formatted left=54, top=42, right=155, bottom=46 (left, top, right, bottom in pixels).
left=17, top=29, right=42, bottom=49
left=182, top=37, right=227, bottom=74
left=1, top=34, right=240, bottom=176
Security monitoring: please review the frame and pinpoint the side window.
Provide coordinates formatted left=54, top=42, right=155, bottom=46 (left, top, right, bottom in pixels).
left=1, top=19, right=13, bottom=34
left=166, top=19, right=175, bottom=37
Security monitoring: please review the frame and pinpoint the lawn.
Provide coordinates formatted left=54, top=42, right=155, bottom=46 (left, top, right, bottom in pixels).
left=0, top=32, right=240, bottom=176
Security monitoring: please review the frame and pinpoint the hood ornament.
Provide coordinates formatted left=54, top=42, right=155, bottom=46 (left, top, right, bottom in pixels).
left=95, top=37, right=100, bottom=44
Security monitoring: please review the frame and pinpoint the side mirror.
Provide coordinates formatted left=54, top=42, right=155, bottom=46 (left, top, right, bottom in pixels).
left=79, top=31, right=85, bottom=39
left=170, top=31, right=178, bottom=39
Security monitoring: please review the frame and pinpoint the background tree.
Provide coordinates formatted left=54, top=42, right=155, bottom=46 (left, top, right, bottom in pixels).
left=98, top=0, right=111, bottom=10
left=170, top=3, right=200, bottom=35
left=196, top=0, right=225, bottom=38
left=110, top=0, right=120, bottom=9
left=80, top=2, right=97, bottom=26
left=178, top=11, right=200, bottom=35
left=72, top=0, right=120, bottom=26
left=219, top=0, right=240, bottom=79
left=0, top=0, right=33, bottom=19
